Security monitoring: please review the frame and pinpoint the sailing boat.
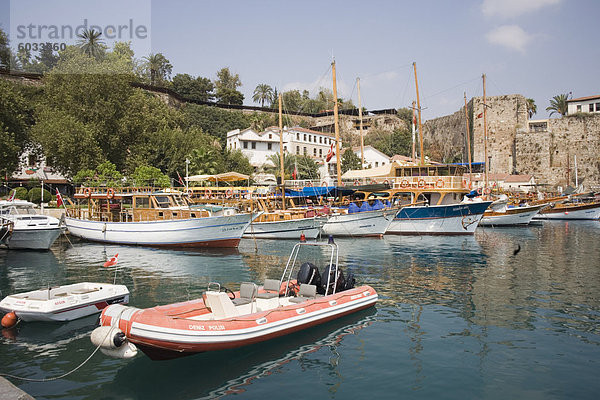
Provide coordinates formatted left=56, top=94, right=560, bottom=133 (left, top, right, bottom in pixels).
left=243, top=94, right=324, bottom=239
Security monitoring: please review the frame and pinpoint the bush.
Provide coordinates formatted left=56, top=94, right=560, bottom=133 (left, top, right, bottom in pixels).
left=13, top=186, right=28, bottom=200
left=27, top=187, right=53, bottom=204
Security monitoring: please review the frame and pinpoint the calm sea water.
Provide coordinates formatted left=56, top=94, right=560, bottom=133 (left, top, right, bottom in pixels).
left=1, top=220, right=600, bottom=400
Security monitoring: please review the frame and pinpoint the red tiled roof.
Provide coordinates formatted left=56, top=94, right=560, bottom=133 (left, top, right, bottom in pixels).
left=567, top=95, right=600, bottom=102
left=504, top=174, right=533, bottom=183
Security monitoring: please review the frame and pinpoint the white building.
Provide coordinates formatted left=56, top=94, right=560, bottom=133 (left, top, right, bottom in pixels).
left=567, top=95, right=600, bottom=115
left=350, top=145, right=390, bottom=169
left=226, top=126, right=340, bottom=168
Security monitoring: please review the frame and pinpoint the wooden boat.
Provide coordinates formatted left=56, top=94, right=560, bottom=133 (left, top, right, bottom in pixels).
left=0, top=199, right=62, bottom=250
left=321, top=203, right=396, bottom=237
left=0, top=282, right=129, bottom=323
left=64, top=187, right=256, bottom=248
left=479, top=200, right=547, bottom=226
left=91, top=239, right=378, bottom=360
left=533, top=201, right=600, bottom=220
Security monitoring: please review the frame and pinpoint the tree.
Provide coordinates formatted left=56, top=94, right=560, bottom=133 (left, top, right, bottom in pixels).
left=526, top=98, right=537, bottom=118
left=215, top=67, right=244, bottom=105
left=130, top=165, right=170, bottom=187
left=172, top=73, right=215, bottom=102
left=265, top=152, right=296, bottom=179
left=546, top=94, right=569, bottom=117
left=72, top=161, right=122, bottom=187
left=252, top=84, right=273, bottom=107
left=188, top=146, right=223, bottom=176
left=0, top=79, right=34, bottom=176
left=365, top=128, right=412, bottom=157
left=223, top=149, right=254, bottom=176
left=341, top=148, right=362, bottom=173
left=77, top=28, right=106, bottom=59
left=0, top=28, right=10, bottom=69
left=142, top=53, right=173, bottom=86
left=295, top=155, right=319, bottom=179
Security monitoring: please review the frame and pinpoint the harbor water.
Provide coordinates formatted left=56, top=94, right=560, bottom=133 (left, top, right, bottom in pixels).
left=1, top=220, right=599, bottom=399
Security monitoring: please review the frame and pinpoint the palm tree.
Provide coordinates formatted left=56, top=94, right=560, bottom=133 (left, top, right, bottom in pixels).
left=77, top=29, right=105, bottom=58
left=265, top=152, right=295, bottom=179
left=526, top=98, right=537, bottom=118
left=546, top=94, right=569, bottom=117
left=188, top=147, right=221, bottom=176
left=252, top=84, right=273, bottom=107
left=142, top=53, right=173, bottom=86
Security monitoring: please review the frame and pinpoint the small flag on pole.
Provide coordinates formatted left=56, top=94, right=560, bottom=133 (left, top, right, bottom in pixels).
left=326, top=143, right=335, bottom=162
left=292, top=163, right=298, bottom=180
left=7, top=189, right=15, bottom=202
left=56, top=189, right=64, bottom=207
left=103, top=253, right=119, bottom=268
left=177, top=171, right=185, bottom=186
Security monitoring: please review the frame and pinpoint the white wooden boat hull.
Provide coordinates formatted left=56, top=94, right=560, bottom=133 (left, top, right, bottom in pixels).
left=321, top=209, right=395, bottom=237
left=65, top=213, right=254, bottom=247
left=0, top=283, right=129, bottom=322
left=243, top=216, right=325, bottom=239
left=533, top=203, right=600, bottom=220
left=387, top=202, right=492, bottom=235
left=479, top=205, right=543, bottom=226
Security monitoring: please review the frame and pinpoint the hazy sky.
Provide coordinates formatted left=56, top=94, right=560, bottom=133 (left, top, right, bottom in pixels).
left=1, top=0, right=598, bottom=120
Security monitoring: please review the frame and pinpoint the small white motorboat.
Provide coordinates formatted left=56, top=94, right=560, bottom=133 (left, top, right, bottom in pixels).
left=0, top=282, right=129, bottom=324
left=0, top=199, right=63, bottom=250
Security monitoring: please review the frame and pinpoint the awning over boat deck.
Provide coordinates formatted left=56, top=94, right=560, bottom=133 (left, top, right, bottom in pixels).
left=341, top=162, right=397, bottom=179
left=285, top=186, right=335, bottom=197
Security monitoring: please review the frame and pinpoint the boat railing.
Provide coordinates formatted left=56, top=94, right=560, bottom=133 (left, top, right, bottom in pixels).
left=349, top=176, right=469, bottom=191
left=281, top=240, right=339, bottom=297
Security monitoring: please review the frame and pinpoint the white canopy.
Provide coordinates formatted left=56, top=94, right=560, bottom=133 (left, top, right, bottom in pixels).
left=341, top=162, right=397, bottom=179
left=186, top=172, right=250, bottom=183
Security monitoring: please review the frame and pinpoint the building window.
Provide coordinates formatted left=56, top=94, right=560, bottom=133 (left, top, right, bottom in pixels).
left=267, top=143, right=272, bottom=150
left=234, top=142, right=237, bottom=149
left=303, top=147, right=307, bottom=155
left=577, top=105, right=581, bottom=112
left=589, top=104, right=595, bottom=112
left=243, top=141, right=248, bottom=149
left=319, top=149, right=322, bottom=157
left=595, top=103, right=600, bottom=112
left=251, top=142, right=256, bottom=149
left=375, top=162, right=378, bottom=167
left=304, top=134, right=307, bottom=141
left=319, top=137, right=322, bottom=144
left=313, top=148, right=317, bottom=156
left=296, top=146, right=300, bottom=154
left=297, top=133, right=300, bottom=140
left=269, top=134, right=272, bottom=139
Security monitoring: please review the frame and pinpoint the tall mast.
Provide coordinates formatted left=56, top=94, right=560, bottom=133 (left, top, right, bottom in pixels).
left=413, top=62, right=424, bottom=166
left=483, top=73, right=489, bottom=189
left=357, top=77, right=365, bottom=169
left=464, top=92, right=472, bottom=181
left=411, top=100, right=416, bottom=161
left=279, top=93, right=286, bottom=210
left=332, top=60, right=342, bottom=186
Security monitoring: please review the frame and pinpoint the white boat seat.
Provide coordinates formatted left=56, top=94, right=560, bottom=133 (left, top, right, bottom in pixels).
left=289, top=284, right=317, bottom=303
left=204, top=291, right=238, bottom=319
left=257, top=279, right=280, bottom=299
left=232, top=282, right=257, bottom=306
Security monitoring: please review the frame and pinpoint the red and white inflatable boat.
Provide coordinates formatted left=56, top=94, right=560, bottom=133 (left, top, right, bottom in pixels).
left=91, top=238, right=378, bottom=360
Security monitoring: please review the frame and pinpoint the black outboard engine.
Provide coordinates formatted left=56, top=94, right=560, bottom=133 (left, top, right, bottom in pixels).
left=344, top=272, right=356, bottom=290
left=320, top=264, right=346, bottom=294
left=297, top=262, right=321, bottom=287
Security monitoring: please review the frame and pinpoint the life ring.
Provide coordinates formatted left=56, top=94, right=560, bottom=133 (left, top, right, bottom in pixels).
left=225, top=189, right=233, bottom=198
left=306, top=181, right=313, bottom=187
left=383, top=179, right=390, bottom=186
left=106, top=188, right=115, bottom=199
left=401, top=179, right=409, bottom=188
left=370, top=179, right=377, bottom=184
left=469, top=181, right=473, bottom=190
left=187, top=189, right=194, bottom=197
left=204, top=188, right=212, bottom=198
left=483, top=187, right=491, bottom=195
left=354, top=179, right=360, bottom=185
left=436, top=179, right=444, bottom=188
left=83, top=187, right=91, bottom=197
left=476, top=188, right=482, bottom=195
left=418, top=180, right=426, bottom=188
left=462, top=179, right=467, bottom=188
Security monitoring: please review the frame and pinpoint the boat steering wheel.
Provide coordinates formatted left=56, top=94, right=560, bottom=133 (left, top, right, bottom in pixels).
left=220, top=287, right=235, bottom=300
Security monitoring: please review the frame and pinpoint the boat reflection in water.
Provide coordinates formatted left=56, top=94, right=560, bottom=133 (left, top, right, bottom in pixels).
left=104, top=309, right=376, bottom=399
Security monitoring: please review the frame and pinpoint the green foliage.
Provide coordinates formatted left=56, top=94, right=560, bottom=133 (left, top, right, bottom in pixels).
left=365, top=128, right=412, bottom=157
left=265, top=152, right=296, bottom=179
left=172, top=73, right=215, bottom=102
left=224, top=149, right=254, bottom=176
left=0, top=79, right=34, bottom=175
left=13, top=186, right=29, bottom=200
left=188, top=146, right=222, bottom=176
left=295, top=155, right=319, bottom=179
left=546, top=94, right=569, bottom=117
left=216, top=87, right=244, bottom=105
left=0, top=28, right=10, bottom=69
left=130, top=165, right=170, bottom=187
left=182, top=103, right=252, bottom=145
left=215, top=67, right=244, bottom=105
left=142, top=53, right=172, bottom=86
left=279, top=87, right=354, bottom=114
left=73, top=161, right=122, bottom=187
left=253, top=84, right=274, bottom=107
left=73, top=168, right=96, bottom=186
left=341, top=149, right=362, bottom=173
left=527, top=98, right=537, bottom=118
left=27, top=187, right=52, bottom=204
left=77, top=29, right=107, bottom=59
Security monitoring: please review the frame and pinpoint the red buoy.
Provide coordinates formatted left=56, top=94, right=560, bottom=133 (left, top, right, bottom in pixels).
left=1, top=311, right=18, bottom=328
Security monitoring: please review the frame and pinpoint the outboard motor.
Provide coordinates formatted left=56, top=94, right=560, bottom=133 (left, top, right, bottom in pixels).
left=320, top=264, right=346, bottom=294
left=297, top=262, right=321, bottom=287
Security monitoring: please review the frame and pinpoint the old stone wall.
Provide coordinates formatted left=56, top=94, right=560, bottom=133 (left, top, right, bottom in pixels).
left=422, top=105, right=471, bottom=163
left=516, top=114, right=600, bottom=187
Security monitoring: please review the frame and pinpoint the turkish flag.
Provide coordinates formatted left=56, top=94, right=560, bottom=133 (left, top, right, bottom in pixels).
left=326, top=143, right=335, bottom=162
left=56, top=189, right=64, bottom=207
left=103, top=253, right=119, bottom=267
